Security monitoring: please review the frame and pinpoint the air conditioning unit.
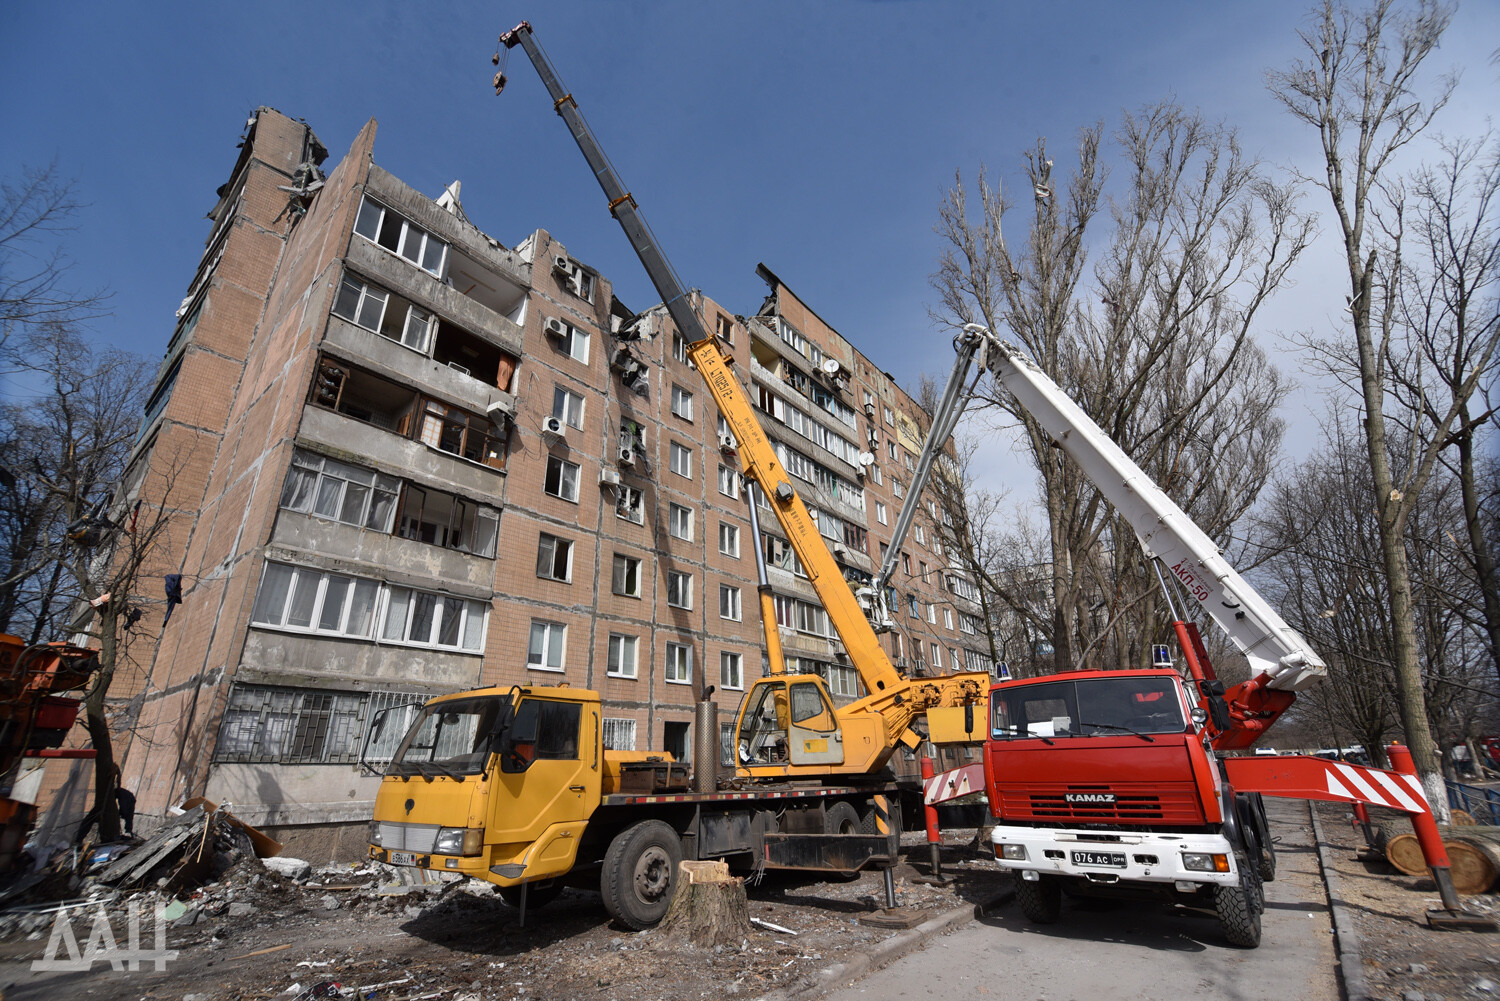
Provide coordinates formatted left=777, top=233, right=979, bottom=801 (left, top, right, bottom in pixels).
left=854, top=466, right=866, bottom=480
left=833, top=544, right=848, bottom=559
left=599, top=469, right=622, bottom=489
left=542, top=415, right=566, bottom=438
left=552, top=255, right=573, bottom=275
left=544, top=317, right=567, bottom=338
left=618, top=447, right=635, bottom=466
left=717, top=433, right=737, bottom=453
left=485, top=399, right=514, bottom=423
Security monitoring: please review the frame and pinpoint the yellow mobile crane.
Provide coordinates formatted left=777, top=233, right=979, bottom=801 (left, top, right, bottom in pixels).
left=364, top=21, right=987, bottom=928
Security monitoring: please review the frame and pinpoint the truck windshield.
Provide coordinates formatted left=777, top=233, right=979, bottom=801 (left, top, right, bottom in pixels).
left=991, top=676, right=1185, bottom=740
left=388, top=696, right=510, bottom=776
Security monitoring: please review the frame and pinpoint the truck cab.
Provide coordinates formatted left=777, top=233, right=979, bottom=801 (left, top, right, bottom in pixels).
left=983, top=669, right=1268, bottom=946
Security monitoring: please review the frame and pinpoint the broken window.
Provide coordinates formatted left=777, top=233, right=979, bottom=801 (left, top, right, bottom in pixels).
left=354, top=197, right=448, bottom=276
left=418, top=399, right=506, bottom=469
left=281, top=449, right=400, bottom=533
left=397, top=484, right=499, bottom=558
left=310, top=358, right=417, bottom=433
left=616, top=485, right=644, bottom=524
left=612, top=554, right=642, bottom=597
left=544, top=454, right=580, bottom=502
left=431, top=316, right=515, bottom=386
left=536, top=533, right=573, bottom=582
left=718, top=464, right=739, bottom=499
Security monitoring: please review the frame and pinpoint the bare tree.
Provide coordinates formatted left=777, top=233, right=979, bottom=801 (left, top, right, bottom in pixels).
left=0, top=164, right=107, bottom=348
left=932, top=102, right=1310, bottom=674
left=1269, top=0, right=1472, bottom=812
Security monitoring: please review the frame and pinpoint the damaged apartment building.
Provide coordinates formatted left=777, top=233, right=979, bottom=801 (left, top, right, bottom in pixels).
left=54, top=108, right=994, bottom=849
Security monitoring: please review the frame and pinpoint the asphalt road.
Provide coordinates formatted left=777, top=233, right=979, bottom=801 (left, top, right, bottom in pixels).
left=824, top=798, right=1340, bottom=1001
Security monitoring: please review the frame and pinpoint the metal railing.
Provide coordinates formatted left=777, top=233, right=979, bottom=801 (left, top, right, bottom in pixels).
left=1445, top=778, right=1500, bottom=824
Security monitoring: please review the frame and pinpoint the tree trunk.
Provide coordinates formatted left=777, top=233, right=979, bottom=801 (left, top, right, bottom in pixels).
left=653, top=860, right=750, bottom=948
left=1456, top=426, right=1500, bottom=685
left=84, top=607, right=121, bottom=842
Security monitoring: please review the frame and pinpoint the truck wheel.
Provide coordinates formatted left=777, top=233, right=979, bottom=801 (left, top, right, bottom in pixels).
left=1248, top=794, right=1277, bottom=882
left=1257, top=843, right=1278, bottom=883
left=601, top=820, right=682, bottom=930
left=825, top=801, right=861, bottom=835
left=1214, top=855, right=1263, bottom=948
left=498, top=880, right=562, bottom=911
left=1014, top=875, right=1062, bottom=924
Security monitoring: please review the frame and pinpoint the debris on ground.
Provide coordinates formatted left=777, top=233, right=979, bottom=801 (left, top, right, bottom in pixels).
left=0, top=826, right=1008, bottom=1001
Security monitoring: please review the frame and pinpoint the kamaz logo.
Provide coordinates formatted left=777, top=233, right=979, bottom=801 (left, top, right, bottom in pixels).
left=1065, top=793, right=1117, bottom=804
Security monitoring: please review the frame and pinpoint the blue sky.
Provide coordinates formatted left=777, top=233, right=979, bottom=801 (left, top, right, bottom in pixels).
left=3, top=1, right=1496, bottom=500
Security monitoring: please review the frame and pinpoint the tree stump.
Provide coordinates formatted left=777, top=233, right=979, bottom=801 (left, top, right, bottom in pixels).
left=653, top=860, right=750, bottom=947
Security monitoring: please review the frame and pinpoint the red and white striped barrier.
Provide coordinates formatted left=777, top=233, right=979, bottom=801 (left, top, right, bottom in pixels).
left=923, top=763, right=986, bottom=806
left=1223, top=754, right=1431, bottom=816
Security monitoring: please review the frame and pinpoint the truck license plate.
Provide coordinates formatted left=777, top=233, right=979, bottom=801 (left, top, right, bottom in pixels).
left=1071, top=850, right=1126, bottom=868
left=389, top=851, right=417, bottom=867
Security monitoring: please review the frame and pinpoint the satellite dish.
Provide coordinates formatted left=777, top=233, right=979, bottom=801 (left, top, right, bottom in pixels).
left=822, top=358, right=842, bottom=375
left=858, top=452, right=876, bottom=467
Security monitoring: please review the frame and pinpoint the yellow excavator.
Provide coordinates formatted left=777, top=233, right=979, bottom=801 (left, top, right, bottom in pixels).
left=364, top=21, right=988, bottom=929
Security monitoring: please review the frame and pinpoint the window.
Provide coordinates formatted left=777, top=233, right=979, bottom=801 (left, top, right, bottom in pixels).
left=915, top=525, right=926, bottom=545
left=718, top=522, right=740, bottom=557
left=332, top=276, right=389, bottom=333
left=669, top=441, right=693, bottom=478
left=672, top=332, right=689, bottom=363
left=716, top=312, right=735, bottom=345
left=893, top=478, right=906, bottom=499
left=927, top=602, right=938, bottom=625
left=908, top=593, right=919, bottom=618
left=616, top=485, right=644, bottom=524
left=552, top=386, right=585, bottom=430
left=720, top=722, right=736, bottom=767
left=670, top=384, right=694, bottom=420
left=869, top=464, right=882, bottom=485
left=902, top=552, right=913, bottom=576
left=536, top=533, right=574, bottom=582
left=354, top=197, right=447, bottom=275
left=381, top=587, right=487, bottom=651
left=602, top=717, right=637, bottom=749
left=719, top=584, right=742, bottom=621
left=251, top=563, right=380, bottom=639
left=720, top=651, right=743, bottom=690
left=905, top=453, right=915, bottom=471
left=718, top=464, right=740, bottom=499
left=765, top=535, right=805, bottom=577
left=544, top=454, right=581, bottom=502
left=919, top=560, right=929, bottom=582
left=931, top=643, right=943, bottom=668
left=884, top=406, right=894, bottom=426
left=665, top=643, right=692, bottom=684
left=612, top=554, right=642, bottom=597
left=669, top=503, right=694, bottom=541
left=944, top=608, right=954, bottom=630
left=280, top=450, right=399, bottom=533
left=397, top=485, right=500, bottom=558
left=951, top=648, right=963, bottom=673
left=667, top=571, right=693, bottom=609
left=527, top=620, right=566, bottom=671
left=887, top=441, right=898, bottom=460
left=215, top=684, right=421, bottom=765
left=960, top=613, right=978, bottom=635
left=554, top=320, right=590, bottom=363
left=418, top=399, right=506, bottom=468
left=606, top=634, right=638, bottom=679
left=876, top=501, right=888, bottom=526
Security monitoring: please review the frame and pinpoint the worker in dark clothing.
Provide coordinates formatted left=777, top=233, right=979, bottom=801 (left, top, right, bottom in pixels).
left=114, top=785, right=136, bottom=837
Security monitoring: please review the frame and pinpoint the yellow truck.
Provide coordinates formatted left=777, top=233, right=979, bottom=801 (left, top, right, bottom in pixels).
left=364, top=21, right=988, bottom=928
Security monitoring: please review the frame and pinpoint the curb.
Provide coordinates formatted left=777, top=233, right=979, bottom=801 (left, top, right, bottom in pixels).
left=1308, top=801, right=1374, bottom=1001
left=778, top=885, right=1014, bottom=1000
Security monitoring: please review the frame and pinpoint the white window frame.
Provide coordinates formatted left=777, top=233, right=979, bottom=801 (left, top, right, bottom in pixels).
left=606, top=634, right=639, bottom=679
left=616, top=485, right=645, bottom=524
left=719, top=583, right=742, bottom=621
left=612, top=553, right=643, bottom=598
left=251, top=562, right=381, bottom=640
left=669, top=503, right=694, bottom=542
left=943, top=608, right=954, bottom=630
left=527, top=619, right=567, bottom=672
left=331, top=275, right=389, bottom=334
left=720, top=650, right=743, bottom=691
left=544, top=454, right=581, bottom=503
left=875, top=501, right=888, bottom=526
left=669, top=441, right=693, bottom=478
left=379, top=586, right=487, bottom=652
left=665, top=642, right=693, bottom=685
left=536, top=533, right=574, bottom=583
left=667, top=570, right=694, bottom=609
left=718, top=521, right=740, bottom=558
left=718, top=464, right=740, bottom=499
left=670, top=384, right=694, bottom=421
left=552, top=386, right=585, bottom=430
left=280, top=450, right=400, bottom=533
left=354, top=197, right=448, bottom=276
left=559, top=321, right=589, bottom=363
